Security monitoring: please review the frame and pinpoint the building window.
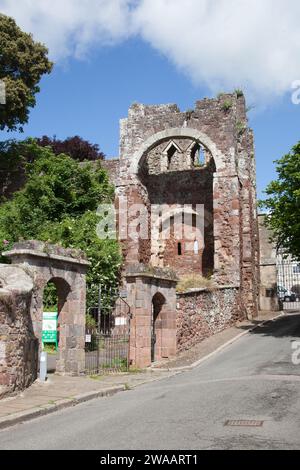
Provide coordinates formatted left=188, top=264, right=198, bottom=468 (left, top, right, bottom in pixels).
left=191, top=143, right=205, bottom=167
left=158, top=211, right=162, bottom=235
left=167, top=144, right=177, bottom=170
left=293, top=264, right=300, bottom=274
left=194, top=240, right=199, bottom=255
left=192, top=213, right=197, bottom=228
left=178, top=242, right=182, bottom=256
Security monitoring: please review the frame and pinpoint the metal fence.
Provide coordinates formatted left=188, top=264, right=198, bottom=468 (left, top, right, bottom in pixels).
left=85, top=286, right=131, bottom=374
left=277, top=251, right=300, bottom=311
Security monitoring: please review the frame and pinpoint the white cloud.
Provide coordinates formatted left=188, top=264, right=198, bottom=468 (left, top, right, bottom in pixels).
left=0, top=0, right=134, bottom=60
left=134, top=0, right=300, bottom=100
left=1, top=0, right=300, bottom=100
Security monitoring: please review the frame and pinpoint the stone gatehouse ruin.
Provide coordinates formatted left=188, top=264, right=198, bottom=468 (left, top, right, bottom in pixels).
left=97, top=93, right=260, bottom=367
left=1, top=92, right=267, bottom=389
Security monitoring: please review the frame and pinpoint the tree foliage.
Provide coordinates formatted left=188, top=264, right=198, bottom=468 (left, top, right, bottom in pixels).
left=0, top=14, right=53, bottom=131
left=0, top=140, right=122, bottom=307
left=0, top=137, right=105, bottom=201
left=261, top=142, right=300, bottom=259
left=36, top=135, right=105, bottom=161
left=43, top=282, right=58, bottom=311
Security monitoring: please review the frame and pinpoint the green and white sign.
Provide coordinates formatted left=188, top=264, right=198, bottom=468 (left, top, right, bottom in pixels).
left=42, top=311, right=58, bottom=348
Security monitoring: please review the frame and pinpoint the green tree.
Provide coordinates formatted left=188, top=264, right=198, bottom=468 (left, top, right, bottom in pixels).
left=0, top=137, right=106, bottom=200
left=40, top=212, right=122, bottom=307
left=261, top=142, right=300, bottom=259
left=0, top=14, right=53, bottom=131
left=0, top=140, right=122, bottom=307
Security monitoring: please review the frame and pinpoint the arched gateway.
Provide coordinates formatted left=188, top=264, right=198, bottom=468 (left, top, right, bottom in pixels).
left=126, top=265, right=177, bottom=368
left=4, top=241, right=89, bottom=375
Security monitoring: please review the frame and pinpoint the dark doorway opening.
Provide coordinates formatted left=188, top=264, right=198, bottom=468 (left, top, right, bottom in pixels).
left=151, top=293, right=166, bottom=362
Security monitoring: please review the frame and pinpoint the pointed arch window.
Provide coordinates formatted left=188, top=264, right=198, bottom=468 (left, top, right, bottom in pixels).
left=191, top=143, right=205, bottom=167
left=167, top=144, right=177, bottom=170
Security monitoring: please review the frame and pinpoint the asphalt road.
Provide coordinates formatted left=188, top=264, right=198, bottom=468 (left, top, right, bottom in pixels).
left=1, top=313, right=300, bottom=450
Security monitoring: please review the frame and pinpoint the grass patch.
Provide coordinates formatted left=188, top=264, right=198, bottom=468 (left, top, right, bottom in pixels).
left=221, top=100, right=233, bottom=111
left=89, top=374, right=105, bottom=380
left=176, top=274, right=214, bottom=293
left=236, top=120, right=247, bottom=136
left=42, top=343, right=57, bottom=355
left=128, top=367, right=144, bottom=374
left=235, top=89, right=244, bottom=98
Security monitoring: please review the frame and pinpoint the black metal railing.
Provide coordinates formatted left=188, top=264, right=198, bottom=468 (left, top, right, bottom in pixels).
left=277, top=251, right=300, bottom=310
left=85, top=333, right=130, bottom=374
left=84, top=285, right=131, bottom=374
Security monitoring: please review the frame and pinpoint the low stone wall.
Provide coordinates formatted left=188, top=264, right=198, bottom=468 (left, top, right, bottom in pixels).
left=0, top=265, right=38, bottom=398
left=176, top=286, right=244, bottom=352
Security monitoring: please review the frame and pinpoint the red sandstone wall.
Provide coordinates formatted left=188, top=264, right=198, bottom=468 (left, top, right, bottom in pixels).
left=118, top=93, right=260, bottom=319
left=0, top=266, right=38, bottom=398
left=100, top=159, right=120, bottom=185
left=142, top=166, right=214, bottom=276
left=176, top=287, right=243, bottom=352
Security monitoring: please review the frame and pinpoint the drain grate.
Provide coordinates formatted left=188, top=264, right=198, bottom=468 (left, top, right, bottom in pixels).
left=225, top=419, right=264, bottom=427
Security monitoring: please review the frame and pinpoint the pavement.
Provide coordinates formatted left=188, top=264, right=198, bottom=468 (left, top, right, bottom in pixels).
left=0, top=311, right=299, bottom=450
left=0, top=310, right=283, bottom=433
left=0, top=369, right=178, bottom=430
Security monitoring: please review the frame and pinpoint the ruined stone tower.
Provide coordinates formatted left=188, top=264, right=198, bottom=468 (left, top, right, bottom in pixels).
left=104, top=93, right=259, bottom=319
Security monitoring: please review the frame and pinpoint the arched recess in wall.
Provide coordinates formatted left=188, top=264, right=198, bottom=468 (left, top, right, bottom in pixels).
left=129, top=127, right=224, bottom=175
left=133, top=130, right=216, bottom=277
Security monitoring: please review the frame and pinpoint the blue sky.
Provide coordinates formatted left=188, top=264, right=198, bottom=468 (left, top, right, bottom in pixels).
left=3, top=37, right=299, bottom=199
left=1, top=0, right=300, bottom=199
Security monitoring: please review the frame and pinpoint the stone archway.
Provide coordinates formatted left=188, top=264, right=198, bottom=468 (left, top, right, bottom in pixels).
left=126, top=266, right=177, bottom=368
left=4, top=241, right=89, bottom=375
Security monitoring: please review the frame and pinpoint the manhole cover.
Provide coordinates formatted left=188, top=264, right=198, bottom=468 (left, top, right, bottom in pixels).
left=225, top=420, right=264, bottom=427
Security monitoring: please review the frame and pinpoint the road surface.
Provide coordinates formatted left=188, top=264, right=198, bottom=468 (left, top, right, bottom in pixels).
left=1, top=313, right=300, bottom=450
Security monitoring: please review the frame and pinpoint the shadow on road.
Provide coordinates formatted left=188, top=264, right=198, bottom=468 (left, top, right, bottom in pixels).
left=243, top=313, right=300, bottom=339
